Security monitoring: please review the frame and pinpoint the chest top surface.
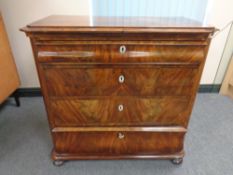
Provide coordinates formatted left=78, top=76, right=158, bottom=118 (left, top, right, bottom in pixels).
left=21, top=15, right=215, bottom=34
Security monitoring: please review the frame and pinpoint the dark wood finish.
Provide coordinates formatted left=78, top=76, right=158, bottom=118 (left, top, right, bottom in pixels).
left=21, top=16, right=215, bottom=164
left=54, top=131, right=184, bottom=155
left=43, top=64, right=198, bottom=97
left=50, top=96, right=191, bottom=126
left=37, top=45, right=205, bottom=63
left=52, top=149, right=185, bottom=161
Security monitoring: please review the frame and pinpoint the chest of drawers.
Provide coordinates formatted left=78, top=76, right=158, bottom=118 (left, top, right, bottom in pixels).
left=21, top=16, right=215, bottom=165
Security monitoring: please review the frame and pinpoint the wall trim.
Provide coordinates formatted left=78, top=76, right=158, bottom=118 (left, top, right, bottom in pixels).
left=16, top=84, right=221, bottom=97
left=17, top=88, right=42, bottom=97
left=198, top=84, right=221, bottom=93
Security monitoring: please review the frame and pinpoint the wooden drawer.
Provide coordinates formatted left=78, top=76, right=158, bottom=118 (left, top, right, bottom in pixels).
left=43, top=64, right=198, bottom=97
left=51, top=96, right=190, bottom=127
left=37, top=44, right=205, bottom=63
left=53, top=129, right=185, bottom=155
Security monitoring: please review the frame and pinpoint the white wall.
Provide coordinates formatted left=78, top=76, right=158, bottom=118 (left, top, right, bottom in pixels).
left=201, top=0, right=233, bottom=84
left=0, top=0, right=90, bottom=87
left=0, top=0, right=232, bottom=87
left=214, top=25, right=233, bottom=84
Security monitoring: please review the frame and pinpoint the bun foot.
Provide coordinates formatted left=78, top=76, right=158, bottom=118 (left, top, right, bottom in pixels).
left=171, top=158, right=183, bottom=165
left=53, top=160, right=65, bottom=166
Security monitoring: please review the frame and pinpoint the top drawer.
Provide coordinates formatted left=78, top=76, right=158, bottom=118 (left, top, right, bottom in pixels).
left=37, top=44, right=205, bottom=63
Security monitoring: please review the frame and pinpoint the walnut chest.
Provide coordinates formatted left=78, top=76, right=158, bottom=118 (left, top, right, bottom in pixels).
left=21, top=15, right=215, bottom=165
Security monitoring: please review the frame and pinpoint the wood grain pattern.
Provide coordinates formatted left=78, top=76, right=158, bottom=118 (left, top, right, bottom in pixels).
left=51, top=149, right=185, bottom=160
left=21, top=15, right=214, bottom=34
left=54, top=131, right=185, bottom=155
left=52, top=126, right=187, bottom=132
left=37, top=44, right=205, bottom=63
left=21, top=15, right=215, bottom=163
left=50, top=96, right=190, bottom=126
left=43, top=64, right=198, bottom=97
left=30, top=32, right=211, bottom=41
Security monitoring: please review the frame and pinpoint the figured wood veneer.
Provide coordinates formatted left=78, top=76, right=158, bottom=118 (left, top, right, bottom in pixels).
left=43, top=65, right=198, bottom=97
left=54, top=131, right=184, bottom=155
left=21, top=16, right=215, bottom=163
left=50, top=96, right=190, bottom=126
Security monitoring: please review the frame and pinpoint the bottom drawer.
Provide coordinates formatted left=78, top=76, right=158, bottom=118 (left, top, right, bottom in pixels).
left=53, top=128, right=185, bottom=156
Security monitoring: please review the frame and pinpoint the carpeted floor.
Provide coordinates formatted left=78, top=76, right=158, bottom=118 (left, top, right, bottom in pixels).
left=0, top=94, right=233, bottom=175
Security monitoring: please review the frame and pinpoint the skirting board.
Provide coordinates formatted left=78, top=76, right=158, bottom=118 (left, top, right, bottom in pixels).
left=198, top=84, right=221, bottom=93
left=14, top=84, right=221, bottom=97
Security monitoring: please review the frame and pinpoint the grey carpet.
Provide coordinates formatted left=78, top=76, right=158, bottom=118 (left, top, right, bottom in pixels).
left=0, top=94, right=233, bottom=175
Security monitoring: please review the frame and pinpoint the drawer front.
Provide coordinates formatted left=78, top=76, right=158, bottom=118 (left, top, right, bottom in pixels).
left=51, top=96, right=190, bottom=126
left=54, top=131, right=184, bottom=155
left=43, top=64, right=198, bottom=97
left=37, top=44, right=205, bottom=63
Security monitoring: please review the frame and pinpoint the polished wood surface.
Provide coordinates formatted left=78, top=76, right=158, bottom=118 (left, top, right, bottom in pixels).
left=21, top=15, right=214, bottom=33
left=21, top=15, right=215, bottom=164
left=28, top=16, right=206, bottom=27
left=54, top=131, right=184, bottom=155
left=50, top=96, right=190, bottom=126
left=37, top=45, right=205, bottom=63
left=52, top=126, right=187, bottom=132
left=43, top=64, right=198, bottom=97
